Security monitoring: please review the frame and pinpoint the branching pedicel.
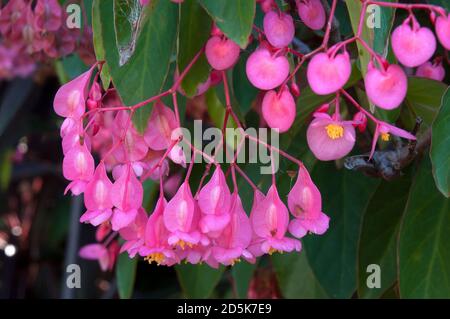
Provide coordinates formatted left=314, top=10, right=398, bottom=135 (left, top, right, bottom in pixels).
left=53, top=0, right=449, bottom=269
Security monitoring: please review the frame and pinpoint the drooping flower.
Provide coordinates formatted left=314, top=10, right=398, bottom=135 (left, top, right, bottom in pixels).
left=391, top=17, right=436, bottom=68
left=296, top=0, right=326, bottom=31
left=306, top=112, right=356, bottom=161
left=249, top=185, right=301, bottom=256
left=110, top=164, right=143, bottom=231
left=205, top=35, right=240, bottom=71
left=287, top=165, right=329, bottom=238
left=211, top=193, right=254, bottom=266
left=435, top=14, right=450, bottom=50
left=307, top=51, right=351, bottom=95
left=53, top=65, right=96, bottom=119
left=144, top=101, right=178, bottom=151
left=246, top=47, right=290, bottom=90
left=198, top=166, right=232, bottom=235
left=62, top=141, right=95, bottom=195
left=139, top=196, right=179, bottom=266
left=119, top=207, right=148, bottom=258
left=34, top=0, right=62, bottom=32
left=261, top=88, right=296, bottom=133
left=79, top=241, right=119, bottom=272
left=370, top=122, right=416, bottom=158
left=80, top=162, right=114, bottom=226
left=416, top=61, right=445, bottom=81
left=163, top=182, right=201, bottom=249
left=263, top=10, right=295, bottom=48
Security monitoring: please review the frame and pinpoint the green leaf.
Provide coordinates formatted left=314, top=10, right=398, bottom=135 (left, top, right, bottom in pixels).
left=178, top=0, right=211, bottom=97
left=232, top=262, right=256, bottom=298
left=176, top=263, right=224, bottom=298
left=272, top=253, right=328, bottom=298
left=198, top=0, right=255, bottom=48
left=303, top=162, right=379, bottom=298
left=405, top=77, right=449, bottom=128
left=93, top=0, right=178, bottom=132
left=113, top=0, right=147, bottom=66
left=358, top=174, right=412, bottom=298
left=372, top=0, right=397, bottom=57
left=399, top=157, right=450, bottom=298
left=232, top=50, right=258, bottom=115
left=92, top=0, right=111, bottom=89
left=430, top=88, right=450, bottom=197
left=0, top=150, right=12, bottom=191
left=116, top=252, right=138, bottom=299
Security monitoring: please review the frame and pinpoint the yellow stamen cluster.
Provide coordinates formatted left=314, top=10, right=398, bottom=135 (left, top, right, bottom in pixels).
left=177, top=240, right=194, bottom=250
left=268, top=247, right=283, bottom=255
left=230, top=258, right=242, bottom=266
left=381, top=132, right=390, bottom=141
left=325, top=124, right=344, bottom=140
left=144, top=253, right=165, bottom=265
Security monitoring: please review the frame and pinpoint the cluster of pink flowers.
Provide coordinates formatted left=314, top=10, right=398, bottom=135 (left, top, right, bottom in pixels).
left=0, top=0, right=93, bottom=79
left=54, top=0, right=449, bottom=270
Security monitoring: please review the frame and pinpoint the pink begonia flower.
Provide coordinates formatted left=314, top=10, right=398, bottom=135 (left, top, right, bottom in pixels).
left=139, top=196, right=179, bottom=266
left=261, top=88, right=296, bottom=133
left=112, top=111, right=148, bottom=163
left=80, top=162, right=114, bottom=226
left=307, top=51, right=351, bottom=95
left=34, top=0, right=62, bottom=32
left=416, top=61, right=445, bottom=81
left=0, top=0, right=27, bottom=37
left=79, top=242, right=119, bottom=272
left=205, top=35, right=240, bottom=71
left=119, top=208, right=148, bottom=258
left=211, top=193, right=254, bottom=266
left=435, top=14, right=450, bottom=50
left=163, top=182, right=201, bottom=249
left=391, top=17, right=436, bottom=68
left=246, top=47, right=290, bottom=90
left=95, top=222, right=111, bottom=242
left=110, top=165, right=143, bottom=231
left=263, top=10, right=295, bottom=48
left=249, top=185, right=301, bottom=256
left=198, top=166, right=232, bottom=235
left=53, top=65, right=96, bottom=119
left=62, top=128, right=91, bottom=155
left=63, top=142, right=95, bottom=195
left=287, top=165, right=329, bottom=238
left=144, top=102, right=186, bottom=166
left=296, top=0, right=326, bottom=31
left=307, top=112, right=356, bottom=161
left=370, top=122, right=416, bottom=159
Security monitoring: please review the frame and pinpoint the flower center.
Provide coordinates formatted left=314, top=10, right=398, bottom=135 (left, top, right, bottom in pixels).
left=144, top=253, right=165, bottom=265
left=230, top=258, right=241, bottom=266
left=325, top=124, right=344, bottom=139
left=268, top=247, right=283, bottom=255
left=381, top=132, right=390, bottom=141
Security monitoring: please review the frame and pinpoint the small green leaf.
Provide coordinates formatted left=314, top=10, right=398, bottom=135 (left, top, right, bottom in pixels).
left=92, top=0, right=111, bottom=89
left=178, top=0, right=211, bottom=97
left=198, top=0, right=256, bottom=48
left=358, top=174, right=412, bottom=298
left=303, top=162, right=379, bottom=298
left=399, top=157, right=450, bottom=298
left=430, top=88, right=450, bottom=197
left=176, top=263, right=224, bottom=298
left=116, top=252, right=138, bottom=299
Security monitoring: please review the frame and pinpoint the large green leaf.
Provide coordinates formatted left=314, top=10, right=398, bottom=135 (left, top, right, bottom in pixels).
left=198, top=0, right=255, bottom=48
left=116, top=252, right=138, bottom=299
left=399, top=158, right=450, bottom=298
left=303, top=162, right=379, bottom=298
left=176, top=263, right=224, bottom=298
left=358, top=174, right=412, bottom=298
left=430, top=88, right=450, bottom=197
left=272, top=252, right=328, bottom=298
left=405, top=77, right=449, bottom=128
left=178, top=0, right=211, bottom=97
left=113, top=0, right=147, bottom=66
left=93, top=0, right=178, bottom=132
